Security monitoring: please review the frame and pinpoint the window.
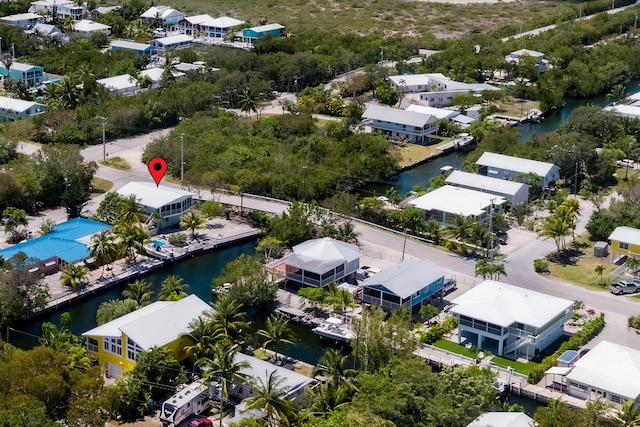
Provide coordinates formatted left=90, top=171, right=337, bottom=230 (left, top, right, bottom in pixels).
left=569, top=382, right=587, bottom=392
left=104, top=338, right=122, bottom=355
left=620, top=242, right=629, bottom=250
left=87, top=338, right=98, bottom=352
left=127, top=338, right=143, bottom=361
left=611, top=395, right=622, bottom=404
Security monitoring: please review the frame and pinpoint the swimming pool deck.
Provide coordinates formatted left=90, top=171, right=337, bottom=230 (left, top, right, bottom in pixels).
left=35, top=217, right=260, bottom=315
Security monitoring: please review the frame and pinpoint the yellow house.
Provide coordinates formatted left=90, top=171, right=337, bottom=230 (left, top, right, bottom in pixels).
left=82, top=294, right=211, bottom=379
left=609, top=226, right=640, bottom=263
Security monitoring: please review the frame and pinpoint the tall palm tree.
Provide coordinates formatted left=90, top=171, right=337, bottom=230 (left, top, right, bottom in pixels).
left=446, top=215, right=474, bottom=249
left=538, top=214, right=571, bottom=255
left=116, top=194, right=146, bottom=224
left=244, top=370, right=298, bottom=427
left=180, top=210, right=205, bottom=239
left=96, top=298, right=139, bottom=325
left=238, top=87, right=259, bottom=118
left=334, top=221, right=359, bottom=245
left=469, top=222, right=489, bottom=255
left=89, top=229, right=119, bottom=278
left=122, top=279, right=154, bottom=307
left=60, top=263, right=89, bottom=289
left=207, top=293, right=249, bottom=342
left=257, top=315, right=294, bottom=362
left=326, top=283, right=355, bottom=316
left=182, top=316, right=218, bottom=362
left=615, top=399, right=640, bottom=427
left=424, top=219, right=442, bottom=245
left=200, top=341, right=250, bottom=426
left=115, top=223, right=149, bottom=263
left=312, top=349, right=358, bottom=403
left=159, top=275, right=189, bottom=301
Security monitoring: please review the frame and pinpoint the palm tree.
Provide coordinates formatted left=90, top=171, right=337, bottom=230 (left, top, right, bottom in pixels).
left=182, top=316, right=218, bottom=362
left=159, top=275, right=189, bottom=301
left=469, top=222, right=489, bottom=255
left=334, top=221, right=359, bottom=245
left=446, top=215, right=474, bottom=249
left=475, top=257, right=493, bottom=279
left=238, top=87, right=258, bottom=118
left=244, top=370, right=298, bottom=427
left=122, top=279, right=154, bottom=307
left=207, top=293, right=249, bottom=342
left=257, top=315, right=294, bottom=362
left=180, top=210, right=205, bottom=239
left=115, top=223, right=149, bottom=263
left=538, top=214, right=572, bottom=255
left=312, top=349, right=358, bottom=403
left=67, top=345, right=90, bottom=369
left=595, top=265, right=605, bottom=285
left=96, top=298, right=139, bottom=324
left=116, top=194, right=146, bottom=224
left=424, top=219, right=442, bottom=245
left=627, top=257, right=640, bottom=276
left=607, top=84, right=628, bottom=103
left=326, top=283, right=355, bottom=316
left=60, top=263, right=89, bottom=289
left=615, top=399, right=640, bottom=426
left=89, top=229, right=119, bottom=278
left=200, top=341, right=250, bottom=425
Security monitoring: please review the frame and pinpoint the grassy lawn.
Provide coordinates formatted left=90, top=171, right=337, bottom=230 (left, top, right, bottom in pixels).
left=395, top=138, right=452, bottom=168
left=489, top=355, right=538, bottom=376
left=90, top=177, right=113, bottom=196
left=495, top=99, right=540, bottom=118
left=546, top=234, right=616, bottom=290
left=434, top=338, right=480, bottom=359
left=98, top=156, right=131, bottom=171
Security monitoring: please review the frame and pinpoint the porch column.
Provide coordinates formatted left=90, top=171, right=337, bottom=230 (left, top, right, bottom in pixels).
left=477, top=334, right=483, bottom=349
left=498, top=338, right=504, bottom=356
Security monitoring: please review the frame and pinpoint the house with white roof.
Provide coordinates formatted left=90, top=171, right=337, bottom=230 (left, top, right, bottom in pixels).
left=476, top=152, right=560, bottom=187
left=89, top=5, right=120, bottom=19
left=27, top=22, right=65, bottom=41
left=1, top=12, right=43, bottom=29
left=450, top=280, right=573, bottom=359
left=140, top=67, right=185, bottom=88
left=150, top=34, right=194, bottom=55
left=97, top=74, right=141, bottom=96
left=111, top=40, right=153, bottom=55
left=409, top=185, right=506, bottom=225
left=362, top=104, right=439, bottom=144
left=387, top=73, right=498, bottom=107
left=242, top=23, right=285, bottom=45
left=71, top=19, right=110, bottom=39
left=82, top=294, right=210, bottom=379
left=566, top=341, right=640, bottom=407
left=29, top=0, right=85, bottom=20
left=445, top=170, right=529, bottom=206
left=177, top=15, right=244, bottom=39
left=0, top=62, right=44, bottom=87
left=467, top=412, right=536, bottom=427
left=505, top=49, right=549, bottom=73
left=608, top=226, right=640, bottom=263
left=140, top=6, right=185, bottom=29
left=406, top=104, right=475, bottom=129
left=277, top=237, right=361, bottom=288
left=116, top=182, right=195, bottom=230
left=0, top=96, right=45, bottom=121
left=361, top=259, right=446, bottom=312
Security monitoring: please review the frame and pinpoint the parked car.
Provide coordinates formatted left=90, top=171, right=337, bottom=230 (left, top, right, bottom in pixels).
left=617, top=159, right=634, bottom=168
left=443, top=279, right=457, bottom=294
left=153, top=28, right=167, bottom=38
left=189, top=417, right=213, bottom=427
left=609, top=280, right=640, bottom=295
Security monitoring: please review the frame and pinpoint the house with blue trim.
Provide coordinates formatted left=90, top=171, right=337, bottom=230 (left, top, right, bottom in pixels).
left=0, top=96, right=46, bottom=121
left=242, top=23, right=284, bottom=45
left=150, top=34, right=193, bottom=55
left=111, top=40, right=153, bottom=55
left=0, top=217, right=110, bottom=274
left=140, top=6, right=185, bottom=30
left=361, top=259, right=445, bottom=312
left=1, top=13, right=43, bottom=30
left=0, top=62, right=44, bottom=87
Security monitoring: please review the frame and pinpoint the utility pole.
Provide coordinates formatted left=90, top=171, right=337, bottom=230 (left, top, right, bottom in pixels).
left=487, top=198, right=494, bottom=261
left=579, top=3, right=582, bottom=19
left=574, top=162, right=579, bottom=196
left=612, top=0, right=615, bottom=11
left=180, top=133, right=185, bottom=181
left=97, top=116, right=107, bottom=163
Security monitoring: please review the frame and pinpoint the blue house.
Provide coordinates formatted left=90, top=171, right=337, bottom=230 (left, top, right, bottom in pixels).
left=361, top=259, right=445, bottom=312
left=0, top=62, right=44, bottom=87
left=242, top=23, right=284, bottom=45
left=0, top=218, right=110, bottom=274
left=0, top=96, right=46, bottom=121
left=111, top=40, right=153, bottom=55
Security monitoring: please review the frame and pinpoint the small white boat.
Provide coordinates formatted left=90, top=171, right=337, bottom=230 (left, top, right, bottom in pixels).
left=440, top=165, right=453, bottom=173
left=453, top=133, right=474, bottom=148
left=312, top=317, right=356, bottom=342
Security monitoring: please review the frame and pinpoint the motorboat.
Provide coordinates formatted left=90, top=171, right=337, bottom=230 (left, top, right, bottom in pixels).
left=452, top=133, right=474, bottom=149
left=312, top=317, right=356, bottom=342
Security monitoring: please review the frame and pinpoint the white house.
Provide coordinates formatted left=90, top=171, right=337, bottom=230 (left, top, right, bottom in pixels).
left=140, top=6, right=186, bottom=29
left=362, top=104, right=439, bottom=144
left=27, top=23, right=65, bottom=41
left=29, top=0, right=85, bottom=20
left=476, top=152, right=560, bottom=188
left=445, top=170, right=529, bottom=206
left=409, top=185, right=506, bottom=225
left=387, top=73, right=498, bottom=107
left=71, top=19, right=111, bottom=39
left=140, top=67, right=185, bottom=88
left=97, top=74, right=141, bottom=96
left=467, top=412, right=536, bottom=427
left=0, top=96, right=45, bottom=121
left=89, top=6, right=120, bottom=19
left=1, top=12, right=43, bottom=29
left=361, top=259, right=446, bottom=312
left=406, top=104, right=475, bottom=129
left=450, top=280, right=573, bottom=359
left=566, top=341, right=640, bottom=407
left=177, top=14, right=244, bottom=38
left=150, top=34, right=193, bottom=55
left=278, top=237, right=361, bottom=288
left=505, top=49, right=549, bottom=73
left=116, top=182, right=195, bottom=230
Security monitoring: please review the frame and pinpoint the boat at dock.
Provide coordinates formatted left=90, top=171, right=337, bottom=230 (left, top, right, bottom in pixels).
left=312, top=317, right=356, bottom=342
left=452, top=133, right=474, bottom=149
left=525, top=109, right=543, bottom=123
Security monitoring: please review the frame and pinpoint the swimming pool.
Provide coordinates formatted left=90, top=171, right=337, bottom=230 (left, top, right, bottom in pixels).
left=150, top=240, right=165, bottom=247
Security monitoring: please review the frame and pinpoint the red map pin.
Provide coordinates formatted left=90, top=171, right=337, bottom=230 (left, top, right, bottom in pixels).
left=148, top=157, right=167, bottom=187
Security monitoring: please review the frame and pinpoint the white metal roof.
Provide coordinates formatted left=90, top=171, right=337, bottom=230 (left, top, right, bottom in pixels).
left=545, top=366, right=572, bottom=375
left=141, top=67, right=185, bottom=81
left=450, top=280, right=572, bottom=328
left=73, top=20, right=110, bottom=32
left=247, top=23, right=284, bottom=32
left=0, top=96, right=45, bottom=113
left=467, top=412, right=536, bottom=427
left=208, top=16, right=244, bottom=28
left=604, top=104, right=640, bottom=118
left=509, top=49, right=545, bottom=58
left=117, top=182, right=195, bottom=209
left=1, top=13, right=42, bottom=22
left=111, top=40, right=152, bottom=50
left=182, top=14, right=214, bottom=25
left=567, top=341, right=640, bottom=399
left=409, top=185, right=506, bottom=217
left=154, top=34, right=193, bottom=45
left=361, top=259, right=445, bottom=299
left=235, top=353, right=313, bottom=396
left=83, top=295, right=211, bottom=350
left=446, top=170, right=527, bottom=197
left=293, top=237, right=361, bottom=262
left=141, top=6, right=184, bottom=19
left=363, top=104, right=436, bottom=128
left=406, top=104, right=458, bottom=120
left=2, top=61, right=42, bottom=72
left=388, top=73, right=438, bottom=87
left=609, top=226, right=640, bottom=245
left=476, top=152, right=558, bottom=178
left=97, top=74, right=138, bottom=91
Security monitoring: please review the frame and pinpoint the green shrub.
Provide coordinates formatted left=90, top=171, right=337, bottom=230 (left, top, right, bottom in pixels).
left=420, top=317, right=457, bottom=344
left=629, top=315, right=640, bottom=329
left=168, top=232, right=187, bottom=247
left=533, top=259, right=549, bottom=273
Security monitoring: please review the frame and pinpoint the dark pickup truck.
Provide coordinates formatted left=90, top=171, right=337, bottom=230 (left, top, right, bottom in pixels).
left=609, top=280, right=640, bottom=295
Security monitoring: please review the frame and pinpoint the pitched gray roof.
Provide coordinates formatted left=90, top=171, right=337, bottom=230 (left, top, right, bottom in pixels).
left=363, top=104, right=435, bottom=128
left=361, top=259, right=445, bottom=299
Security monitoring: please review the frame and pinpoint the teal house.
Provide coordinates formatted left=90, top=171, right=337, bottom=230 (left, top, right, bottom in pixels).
left=0, top=62, right=44, bottom=87
left=242, top=23, right=284, bottom=45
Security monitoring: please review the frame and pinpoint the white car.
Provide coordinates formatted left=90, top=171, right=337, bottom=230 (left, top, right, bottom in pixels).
left=617, top=159, right=634, bottom=168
